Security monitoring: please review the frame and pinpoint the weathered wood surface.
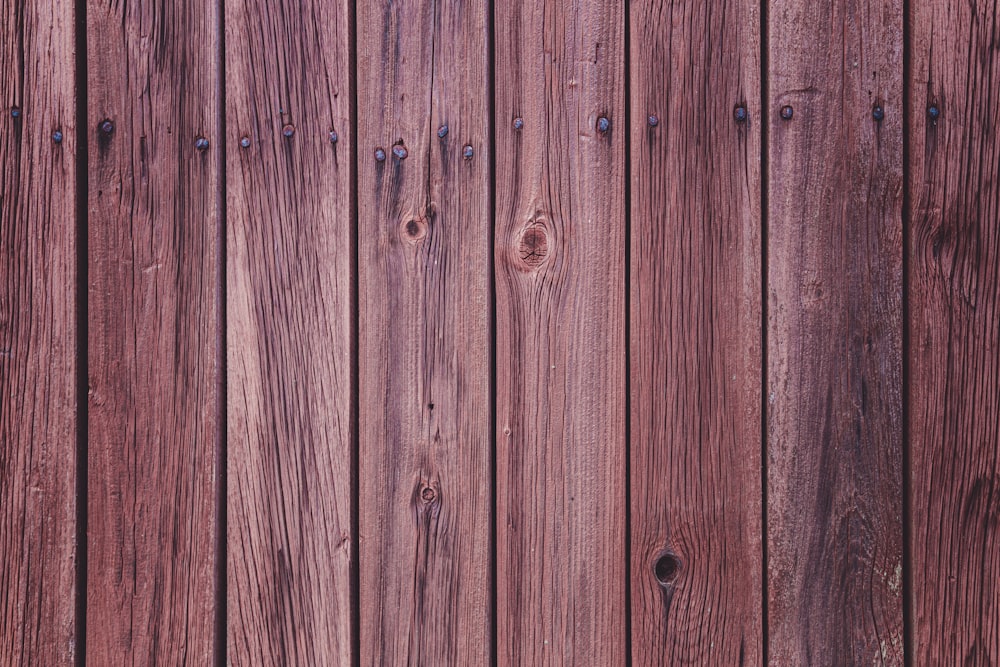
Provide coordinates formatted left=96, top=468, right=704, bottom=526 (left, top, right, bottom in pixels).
left=629, top=0, right=763, bottom=663
left=225, top=0, right=354, bottom=662
left=357, top=0, right=492, bottom=663
left=86, top=0, right=221, bottom=662
left=766, top=0, right=905, bottom=662
left=495, top=0, right=627, bottom=663
left=0, top=2, right=78, bottom=664
left=908, top=0, right=1000, bottom=662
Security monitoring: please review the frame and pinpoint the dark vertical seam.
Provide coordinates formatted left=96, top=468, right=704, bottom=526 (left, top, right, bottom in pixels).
left=349, top=0, right=361, bottom=662
left=901, top=0, right=913, bottom=661
left=214, top=0, right=228, bottom=662
left=622, top=0, right=633, bottom=663
left=487, top=0, right=498, bottom=665
left=74, top=0, right=89, bottom=662
left=759, top=0, right=770, bottom=660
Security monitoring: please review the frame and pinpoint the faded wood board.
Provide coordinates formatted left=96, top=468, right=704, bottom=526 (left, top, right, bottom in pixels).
left=908, top=0, right=1000, bottom=661
left=86, top=0, right=221, bottom=662
left=0, top=2, right=78, bottom=663
left=357, top=0, right=492, bottom=663
left=766, top=0, right=904, bottom=662
left=629, top=0, right=763, bottom=663
left=494, top=0, right=626, bottom=663
left=225, top=0, right=354, bottom=662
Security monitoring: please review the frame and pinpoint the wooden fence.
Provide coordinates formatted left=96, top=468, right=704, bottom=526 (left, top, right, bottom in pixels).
left=2, top=0, right=997, bottom=663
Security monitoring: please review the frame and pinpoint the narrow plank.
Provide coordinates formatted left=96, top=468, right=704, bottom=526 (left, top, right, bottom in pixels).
left=629, top=0, right=763, bottom=662
left=908, top=0, right=1000, bottom=661
left=0, top=1, right=78, bottom=663
left=494, top=0, right=626, bottom=662
left=766, top=0, right=904, bottom=661
left=226, top=0, right=354, bottom=661
left=86, top=0, right=221, bottom=662
left=357, top=0, right=492, bottom=663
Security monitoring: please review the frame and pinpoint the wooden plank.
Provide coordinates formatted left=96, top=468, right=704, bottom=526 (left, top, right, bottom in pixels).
left=225, top=0, right=354, bottom=662
left=494, top=0, right=626, bottom=662
left=0, top=2, right=78, bottom=663
left=766, top=0, right=904, bottom=661
left=629, top=0, right=763, bottom=663
left=86, top=0, right=221, bottom=662
left=357, top=0, right=492, bottom=663
left=908, top=0, right=1000, bottom=661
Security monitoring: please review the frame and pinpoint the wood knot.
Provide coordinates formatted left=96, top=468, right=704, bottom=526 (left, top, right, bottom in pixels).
left=653, top=552, right=681, bottom=586
left=420, top=485, right=437, bottom=503
left=518, top=220, right=549, bottom=269
left=401, top=217, right=428, bottom=242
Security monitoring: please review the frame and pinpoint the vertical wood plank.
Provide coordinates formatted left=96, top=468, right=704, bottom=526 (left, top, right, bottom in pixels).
left=86, top=0, right=221, bottom=662
left=225, top=0, right=354, bottom=662
left=766, top=0, right=904, bottom=662
left=629, top=0, right=763, bottom=662
left=908, top=0, right=1000, bottom=661
left=357, top=0, right=492, bottom=663
left=0, top=2, right=78, bottom=663
left=494, top=0, right=626, bottom=663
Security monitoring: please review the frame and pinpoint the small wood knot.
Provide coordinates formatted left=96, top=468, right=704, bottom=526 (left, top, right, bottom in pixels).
left=420, top=485, right=437, bottom=503
left=401, top=217, right=427, bottom=242
left=654, top=553, right=681, bottom=586
left=518, top=221, right=549, bottom=268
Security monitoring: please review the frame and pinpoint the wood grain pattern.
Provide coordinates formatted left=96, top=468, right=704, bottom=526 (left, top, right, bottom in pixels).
left=86, top=0, right=221, bottom=662
left=225, top=0, right=354, bottom=663
left=494, top=0, right=626, bottom=663
left=908, top=0, right=1000, bottom=661
left=766, top=0, right=904, bottom=662
left=629, top=0, right=763, bottom=663
left=357, top=0, right=492, bottom=663
left=0, top=2, right=78, bottom=664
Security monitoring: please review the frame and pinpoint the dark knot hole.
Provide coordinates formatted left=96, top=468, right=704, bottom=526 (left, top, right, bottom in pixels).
left=654, top=553, right=680, bottom=586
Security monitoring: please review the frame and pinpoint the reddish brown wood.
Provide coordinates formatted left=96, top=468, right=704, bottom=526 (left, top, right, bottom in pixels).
left=357, top=0, right=492, bottom=663
left=0, top=2, right=78, bottom=663
left=494, top=0, right=627, bottom=663
left=766, top=0, right=904, bottom=662
left=908, top=0, right=1000, bottom=661
left=629, top=0, right=763, bottom=662
left=225, top=0, right=354, bottom=662
left=86, top=0, right=221, bottom=662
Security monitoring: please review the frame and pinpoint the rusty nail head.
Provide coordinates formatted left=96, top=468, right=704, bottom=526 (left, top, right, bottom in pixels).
left=52, top=130, right=63, bottom=143
left=282, top=124, right=295, bottom=138
left=513, top=117, right=524, bottom=130
left=195, top=136, right=209, bottom=151
left=374, top=147, right=386, bottom=162
left=239, top=136, right=251, bottom=148
left=734, top=105, right=748, bottom=122
left=392, top=144, right=408, bottom=160
left=928, top=105, right=940, bottom=120
left=437, top=124, right=449, bottom=138
left=780, top=105, right=794, bottom=120
left=463, top=144, right=474, bottom=159
left=597, top=116, right=610, bottom=133
left=648, top=114, right=659, bottom=127
left=872, top=105, right=885, bottom=121
left=11, top=106, right=21, bottom=118
left=99, top=119, right=114, bottom=134
left=329, top=130, right=338, bottom=143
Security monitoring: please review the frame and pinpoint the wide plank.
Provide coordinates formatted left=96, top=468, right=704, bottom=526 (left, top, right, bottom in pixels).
left=765, top=0, right=904, bottom=661
left=908, top=0, right=1000, bottom=661
left=0, top=1, right=78, bottom=663
left=494, top=0, right=627, bottom=663
left=357, top=0, right=492, bottom=663
left=629, top=0, right=763, bottom=662
left=225, top=0, right=354, bottom=662
left=86, top=0, right=222, bottom=662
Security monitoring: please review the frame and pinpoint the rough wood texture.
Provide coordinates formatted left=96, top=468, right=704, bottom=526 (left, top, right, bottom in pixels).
left=225, top=0, right=354, bottom=663
left=494, top=0, right=626, bottom=663
left=86, top=0, right=221, bottom=662
left=629, top=0, right=763, bottom=663
left=357, top=0, right=492, bottom=663
left=766, top=0, right=904, bottom=662
left=908, top=0, right=1000, bottom=661
left=0, top=2, right=78, bottom=664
